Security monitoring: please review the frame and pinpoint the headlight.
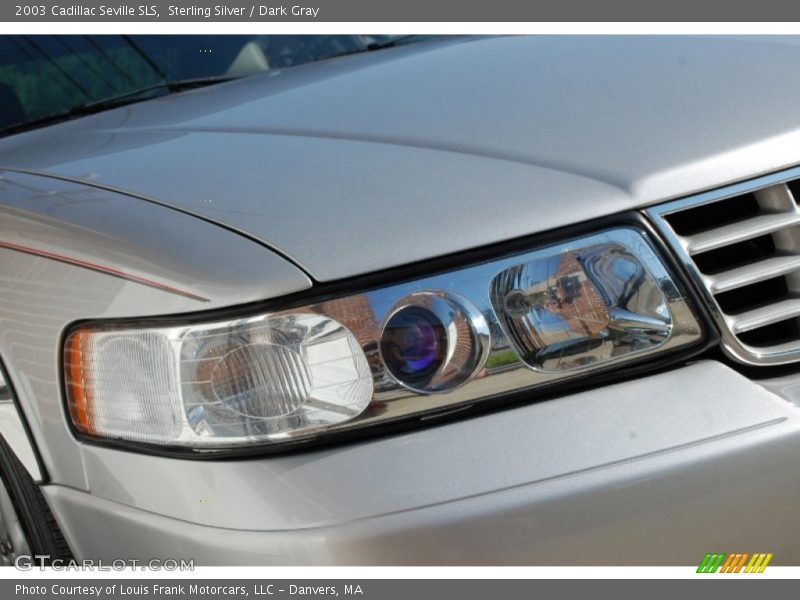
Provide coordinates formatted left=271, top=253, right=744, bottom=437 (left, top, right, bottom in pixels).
left=64, top=226, right=705, bottom=453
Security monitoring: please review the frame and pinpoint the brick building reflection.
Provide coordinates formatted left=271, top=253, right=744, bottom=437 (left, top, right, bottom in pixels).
left=318, top=295, right=378, bottom=348
left=543, top=252, right=610, bottom=341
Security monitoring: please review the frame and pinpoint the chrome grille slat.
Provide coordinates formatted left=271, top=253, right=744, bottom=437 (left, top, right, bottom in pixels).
left=728, top=298, right=800, bottom=334
left=681, top=212, right=800, bottom=255
left=754, top=183, right=797, bottom=213
left=646, top=172, right=800, bottom=366
left=740, top=337, right=800, bottom=357
left=706, top=255, right=800, bottom=294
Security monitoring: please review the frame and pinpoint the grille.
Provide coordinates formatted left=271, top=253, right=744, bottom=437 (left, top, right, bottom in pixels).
left=647, top=170, right=800, bottom=366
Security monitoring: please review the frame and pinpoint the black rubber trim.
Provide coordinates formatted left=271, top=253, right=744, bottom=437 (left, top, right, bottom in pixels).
left=0, top=425, right=71, bottom=559
left=59, top=211, right=720, bottom=460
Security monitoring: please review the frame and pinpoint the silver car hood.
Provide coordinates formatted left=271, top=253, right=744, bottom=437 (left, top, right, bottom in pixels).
left=3, top=35, right=800, bottom=282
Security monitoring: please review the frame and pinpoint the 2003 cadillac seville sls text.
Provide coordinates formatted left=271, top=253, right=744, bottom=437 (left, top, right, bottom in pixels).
left=0, top=34, right=799, bottom=565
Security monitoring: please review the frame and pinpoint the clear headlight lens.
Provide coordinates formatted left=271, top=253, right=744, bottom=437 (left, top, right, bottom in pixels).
left=64, top=226, right=705, bottom=451
left=65, top=314, right=373, bottom=446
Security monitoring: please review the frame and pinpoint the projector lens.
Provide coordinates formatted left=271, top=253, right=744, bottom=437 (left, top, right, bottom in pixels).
left=381, top=306, right=446, bottom=385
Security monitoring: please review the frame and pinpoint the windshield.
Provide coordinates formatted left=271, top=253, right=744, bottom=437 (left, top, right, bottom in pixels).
left=0, top=35, right=420, bottom=135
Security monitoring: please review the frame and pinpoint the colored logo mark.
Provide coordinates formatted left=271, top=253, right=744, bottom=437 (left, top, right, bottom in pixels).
left=697, top=553, right=773, bottom=573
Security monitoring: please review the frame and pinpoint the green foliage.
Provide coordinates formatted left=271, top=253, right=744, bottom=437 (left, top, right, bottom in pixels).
left=484, top=349, right=520, bottom=370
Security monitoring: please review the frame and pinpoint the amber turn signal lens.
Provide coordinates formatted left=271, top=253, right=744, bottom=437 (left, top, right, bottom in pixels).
left=64, top=328, right=94, bottom=435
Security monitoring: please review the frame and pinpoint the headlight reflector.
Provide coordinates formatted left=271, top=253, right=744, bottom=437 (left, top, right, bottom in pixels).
left=490, top=241, right=673, bottom=372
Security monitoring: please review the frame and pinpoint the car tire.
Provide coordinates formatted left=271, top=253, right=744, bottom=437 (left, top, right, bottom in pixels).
left=0, top=435, right=72, bottom=563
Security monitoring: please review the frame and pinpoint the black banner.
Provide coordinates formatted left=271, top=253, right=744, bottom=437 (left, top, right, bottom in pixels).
left=6, top=580, right=800, bottom=600
left=5, top=0, right=800, bottom=22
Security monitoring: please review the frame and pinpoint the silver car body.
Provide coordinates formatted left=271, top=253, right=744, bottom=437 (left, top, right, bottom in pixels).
left=1, top=35, right=800, bottom=564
